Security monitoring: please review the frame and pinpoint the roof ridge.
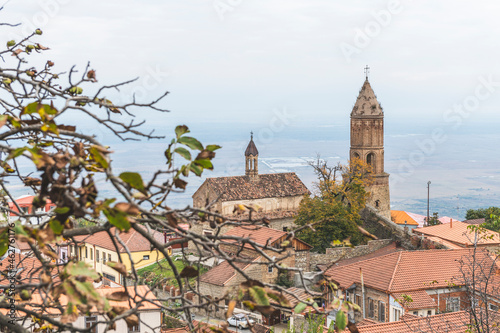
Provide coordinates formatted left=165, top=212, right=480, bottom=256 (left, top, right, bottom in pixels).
left=387, top=251, right=402, bottom=291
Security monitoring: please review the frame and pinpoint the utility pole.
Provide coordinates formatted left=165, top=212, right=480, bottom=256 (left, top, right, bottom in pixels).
left=427, top=181, right=431, bottom=226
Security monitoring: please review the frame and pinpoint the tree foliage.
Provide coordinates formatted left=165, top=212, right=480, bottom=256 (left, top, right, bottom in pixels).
left=295, top=158, right=373, bottom=253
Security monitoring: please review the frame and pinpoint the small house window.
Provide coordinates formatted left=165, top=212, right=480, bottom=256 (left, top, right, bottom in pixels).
left=103, top=252, right=107, bottom=263
left=85, top=247, right=88, bottom=258
left=90, top=249, right=93, bottom=260
left=446, top=297, right=460, bottom=312
left=368, top=298, right=375, bottom=318
left=268, top=265, right=273, bottom=273
left=413, top=311, right=418, bottom=315
left=393, top=308, right=401, bottom=321
left=108, top=254, right=111, bottom=262
left=96, top=250, right=99, bottom=262
left=427, top=310, right=432, bottom=316
left=103, top=273, right=116, bottom=282
left=378, top=301, right=385, bottom=322
left=143, top=255, right=150, bottom=260
left=375, top=200, right=380, bottom=208
left=85, top=316, right=98, bottom=333
left=489, top=303, right=499, bottom=311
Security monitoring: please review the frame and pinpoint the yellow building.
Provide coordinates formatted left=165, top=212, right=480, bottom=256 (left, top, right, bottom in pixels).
left=73, top=226, right=165, bottom=284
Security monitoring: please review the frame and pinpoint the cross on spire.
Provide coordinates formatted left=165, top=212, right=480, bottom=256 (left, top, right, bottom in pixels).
left=250, top=131, right=253, bottom=140
left=364, top=65, right=370, bottom=80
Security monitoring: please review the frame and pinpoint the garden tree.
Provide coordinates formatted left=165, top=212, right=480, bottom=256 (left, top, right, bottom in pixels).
left=426, top=212, right=441, bottom=226
left=0, top=20, right=358, bottom=333
left=465, top=207, right=500, bottom=222
left=295, top=158, right=373, bottom=253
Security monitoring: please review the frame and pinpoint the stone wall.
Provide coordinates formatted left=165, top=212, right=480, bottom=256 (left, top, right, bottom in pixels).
left=309, top=239, right=393, bottom=270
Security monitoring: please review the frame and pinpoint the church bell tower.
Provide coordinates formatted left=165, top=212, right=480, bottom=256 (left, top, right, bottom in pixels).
left=245, top=132, right=259, bottom=180
left=350, top=67, right=390, bottom=219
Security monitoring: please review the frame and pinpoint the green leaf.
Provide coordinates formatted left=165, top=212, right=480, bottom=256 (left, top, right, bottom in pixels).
left=7, top=147, right=27, bottom=160
left=174, top=147, right=191, bottom=160
left=103, top=208, right=131, bottom=231
left=178, top=136, right=203, bottom=151
left=49, top=219, right=64, bottom=235
left=89, top=146, right=109, bottom=169
left=336, top=310, right=347, bottom=331
left=294, top=302, right=307, bottom=314
left=189, top=163, right=203, bottom=176
left=0, top=228, right=9, bottom=257
left=249, top=286, right=270, bottom=306
left=54, top=207, right=70, bottom=214
left=22, top=102, right=58, bottom=116
left=175, top=125, right=189, bottom=139
left=193, top=158, right=213, bottom=170
left=65, top=261, right=100, bottom=279
left=206, top=144, right=222, bottom=152
left=119, top=172, right=145, bottom=192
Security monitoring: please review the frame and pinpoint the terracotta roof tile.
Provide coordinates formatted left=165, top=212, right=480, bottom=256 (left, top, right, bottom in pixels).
left=199, top=258, right=257, bottom=286
left=391, top=210, right=419, bottom=226
left=324, top=249, right=492, bottom=293
left=196, top=173, right=309, bottom=202
left=222, top=225, right=287, bottom=249
left=392, top=290, right=437, bottom=310
left=74, top=225, right=164, bottom=253
left=413, top=221, right=500, bottom=246
left=463, top=218, right=486, bottom=225
left=347, top=311, right=469, bottom=333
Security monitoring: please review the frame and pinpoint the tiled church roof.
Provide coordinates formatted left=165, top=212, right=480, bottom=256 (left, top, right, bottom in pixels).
left=351, top=79, right=383, bottom=117
left=199, top=173, right=309, bottom=201
left=245, top=137, right=259, bottom=156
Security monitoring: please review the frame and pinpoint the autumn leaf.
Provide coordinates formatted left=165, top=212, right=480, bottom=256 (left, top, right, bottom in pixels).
left=175, top=125, right=189, bottom=139
left=114, top=202, right=140, bottom=216
left=107, top=261, right=128, bottom=277
left=226, top=300, right=236, bottom=318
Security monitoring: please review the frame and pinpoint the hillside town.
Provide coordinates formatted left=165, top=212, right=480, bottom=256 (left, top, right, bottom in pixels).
left=2, top=71, right=500, bottom=333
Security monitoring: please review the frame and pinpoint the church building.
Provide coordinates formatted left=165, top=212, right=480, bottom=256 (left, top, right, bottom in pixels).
left=192, top=134, right=310, bottom=230
left=350, top=70, right=391, bottom=219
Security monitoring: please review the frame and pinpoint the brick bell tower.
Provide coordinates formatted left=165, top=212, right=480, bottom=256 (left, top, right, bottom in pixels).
left=349, top=67, right=390, bottom=219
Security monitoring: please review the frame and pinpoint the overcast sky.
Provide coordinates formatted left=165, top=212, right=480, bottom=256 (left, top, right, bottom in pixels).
left=2, top=0, right=500, bottom=133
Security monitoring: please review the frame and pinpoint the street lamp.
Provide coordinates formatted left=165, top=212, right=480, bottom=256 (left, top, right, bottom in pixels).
left=427, top=181, right=431, bottom=226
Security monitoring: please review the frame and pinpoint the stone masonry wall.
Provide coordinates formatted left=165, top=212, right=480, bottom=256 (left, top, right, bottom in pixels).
left=309, top=239, right=393, bottom=270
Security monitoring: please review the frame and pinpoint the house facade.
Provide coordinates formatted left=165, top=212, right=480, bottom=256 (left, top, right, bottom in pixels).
left=74, top=226, right=165, bottom=283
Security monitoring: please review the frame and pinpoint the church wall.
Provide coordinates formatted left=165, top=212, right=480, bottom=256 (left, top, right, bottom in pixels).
left=220, top=196, right=303, bottom=215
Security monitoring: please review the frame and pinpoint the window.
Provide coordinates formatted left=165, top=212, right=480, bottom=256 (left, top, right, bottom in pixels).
left=345, top=290, right=351, bottom=302
left=393, top=308, right=401, bottom=321
left=85, top=316, right=98, bottom=333
left=103, top=252, right=107, bottom=263
left=85, top=247, right=88, bottom=258
left=103, top=273, right=116, bottom=282
left=96, top=250, right=99, bottom=262
left=427, top=310, right=432, bottom=316
left=283, top=227, right=288, bottom=232
left=378, top=301, right=385, bottom=322
left=355, top=294, right=361, bottom=306
left=268, top=265, right=274, bottom=273
left=143, top=255, right=150, bottom=260
left=489, top=303, right=499, bottom=311
left=90, top=248, right=93, bottom=260
left=446, top=297, right=460, bottom=312
left=128, top=314, right=140, bottom=332
left=413, top=311, right=418, bottom=315
left=368, top=298, right=375, bottom=318
left=108, top=254, right=112, bottom=262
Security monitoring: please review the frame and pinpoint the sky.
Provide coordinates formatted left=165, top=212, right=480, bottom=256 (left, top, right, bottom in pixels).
left=2, top=0, right=500, bottom=130
left=1, top=1, right=500, bottom=218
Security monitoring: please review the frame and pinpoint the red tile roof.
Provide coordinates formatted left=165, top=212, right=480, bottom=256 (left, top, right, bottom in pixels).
left=324, top=249, right=492, bottom=293
left=194, top=173, right=309, bottom=201
left=413, top=221, right=500, bottom=247
left=348, top=311, right=469, bottom=333
left=392, top=290, right=437, bottom=310
left=74, top=225, right=164, bottom=253
left=391, top=211, right=419, bottom=226
left=463, top=218, right=486, bottom=225
left=222, top=225, right=311, bottom=251
left=199, top=258, right=258, bottom=286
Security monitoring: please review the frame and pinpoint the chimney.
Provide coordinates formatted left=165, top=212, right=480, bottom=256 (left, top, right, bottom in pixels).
left=450, top=219, right=452, bottom=228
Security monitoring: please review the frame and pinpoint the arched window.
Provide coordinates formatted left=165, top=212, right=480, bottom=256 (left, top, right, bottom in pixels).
left=375, top=200, right=380, bottom=208
left=353, top=152, right=360, bottom=160
left=367, top=153, right=375, bottom=172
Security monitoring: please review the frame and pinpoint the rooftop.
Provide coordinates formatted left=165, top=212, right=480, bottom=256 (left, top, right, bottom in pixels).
left=74, top=225, right=164, bottom=253
left=351, top=79, right=383, bottom=118
left=199, top=257, right=258, bottom=286
left=193, top=172, right=309, bottom=202
left=413, top=220, right=500, bottom=247
left=324, top=248, right=493, bottom=293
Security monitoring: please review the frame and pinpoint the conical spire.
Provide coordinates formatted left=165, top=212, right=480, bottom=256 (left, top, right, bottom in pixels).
left=245, top=132, right=259, bottom=156
left=351, top=79, right=383, bottom=118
